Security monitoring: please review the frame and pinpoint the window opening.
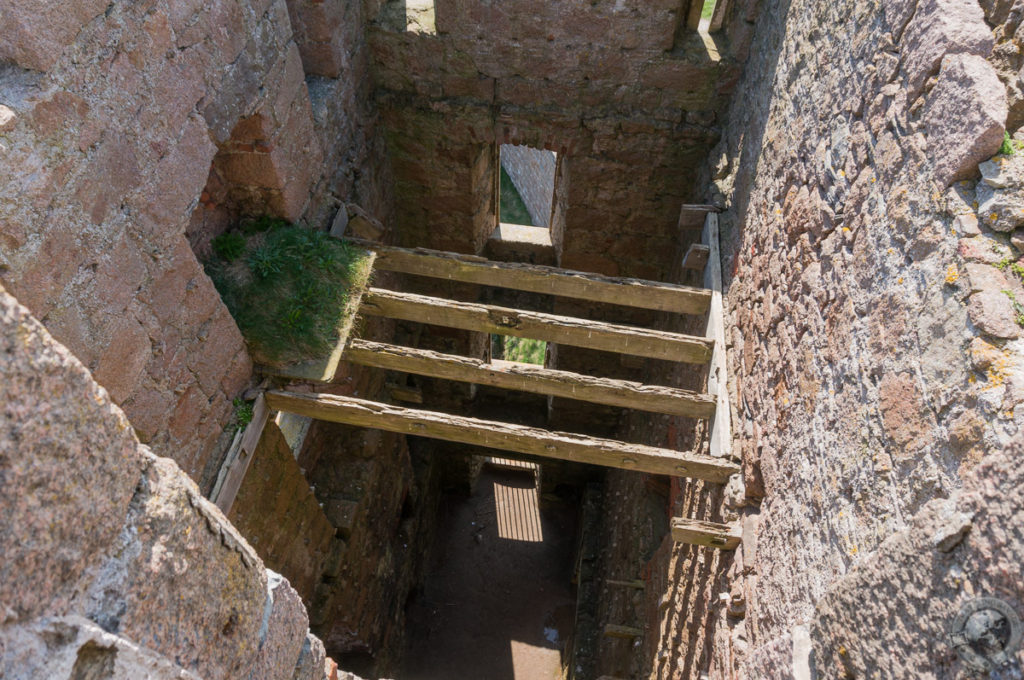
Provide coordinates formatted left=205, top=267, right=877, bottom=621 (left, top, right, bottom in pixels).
left=491, top=334, right=547, bottom=365
left=378, top=0, right=435, bottom=34
left=498, top=144, right=557, bottom=229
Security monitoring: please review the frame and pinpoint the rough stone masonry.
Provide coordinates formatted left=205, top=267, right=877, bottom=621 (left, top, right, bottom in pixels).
left=2, top=0, right=1024, bottom=677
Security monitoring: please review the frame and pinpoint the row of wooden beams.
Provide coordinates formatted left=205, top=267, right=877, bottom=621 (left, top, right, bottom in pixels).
left=360, top=288, right=714, bottom=364
left=670, top=517, right=741, bottom=550
left=265, top=391, right=739, bottom=482
left=345, top=340, right=716, bottom=418
left=348, top=239, right=711, bottom=315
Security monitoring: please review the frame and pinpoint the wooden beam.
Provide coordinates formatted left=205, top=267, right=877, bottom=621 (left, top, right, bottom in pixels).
left=345, top=340, right=716, bottom=418
left=604, top=624, right=643, bottom=639
left=670, top=517, right=741, bottom=550
left=703, top=213, right=733, bottom=458
left=359, top=288, right=714, bottom=364
left=386, top=382, right=423, bottom=404
left=265, top=391, right=739, bottom=482
left=348, top=239, right=711, bottom=315
left=211, top=394, right=270, bottom=514
left=605, top=579, right=646, bottom=589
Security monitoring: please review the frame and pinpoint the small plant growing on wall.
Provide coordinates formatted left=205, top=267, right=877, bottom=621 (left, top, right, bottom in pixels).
left=205, top=217, right=373, bottom=367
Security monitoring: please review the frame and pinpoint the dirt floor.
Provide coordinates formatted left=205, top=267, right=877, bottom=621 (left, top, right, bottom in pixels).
left=402, top=462, right=579, bottom=680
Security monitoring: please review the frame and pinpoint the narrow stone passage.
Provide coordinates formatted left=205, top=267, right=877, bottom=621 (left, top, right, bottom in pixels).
left=403, top=463, right=578, bottom=680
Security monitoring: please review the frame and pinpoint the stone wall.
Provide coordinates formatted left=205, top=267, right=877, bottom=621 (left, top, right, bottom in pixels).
left=0, top=285, right=334, bottom=680
left=0, top=0, right=390, bottom=489
left=366, top=0, right=747, bottom=279
left=645, top=0, right=1024, bottom=675
left=227, top=420, right=339, bottom=604
left=500, top=143, right=556, bottom=227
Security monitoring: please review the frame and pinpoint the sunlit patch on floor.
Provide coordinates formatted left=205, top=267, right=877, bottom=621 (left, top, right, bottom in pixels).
left=510, top=640, right=562, bottom=679
left=491, top=460, right=543, bottom=542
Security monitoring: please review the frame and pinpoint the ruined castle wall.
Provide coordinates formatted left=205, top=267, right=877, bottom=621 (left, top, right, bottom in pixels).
left=366, top=0, right=743, bottom=280
left=0, top=0, right=390, bottom=488
left=0, top=285, right=332, bottom=680
left=676, top=0, right=1024, bottom=675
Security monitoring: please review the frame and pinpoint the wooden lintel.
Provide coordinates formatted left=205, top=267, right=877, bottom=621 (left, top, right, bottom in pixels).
left=347, top=239, right=711, bottom=315
left=360, top=288, right=714, bottom=364
left=265, top=391, right=739, bottom=482
left=670, top=517, right=741, bottom=550
left=345, top=340, right=716, bottom=418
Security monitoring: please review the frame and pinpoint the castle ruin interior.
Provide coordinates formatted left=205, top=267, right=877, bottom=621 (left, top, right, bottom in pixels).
left=2, top=0, right=1024, bottom=678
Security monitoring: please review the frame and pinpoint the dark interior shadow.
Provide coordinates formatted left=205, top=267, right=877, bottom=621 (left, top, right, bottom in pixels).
left=401, top=465, right=579, bottom=680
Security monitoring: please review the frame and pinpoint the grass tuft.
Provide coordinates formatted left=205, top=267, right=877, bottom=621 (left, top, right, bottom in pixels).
left=212, top=232, right=246, bottom=262
left=1001, top=131, right=1015, bottom=157
left=233, top=397, right=254, bottom=431
left=205, top=220, right=373, bottom=367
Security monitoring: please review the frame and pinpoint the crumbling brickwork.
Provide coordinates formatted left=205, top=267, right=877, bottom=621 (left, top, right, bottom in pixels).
left=0, top=0, right=390, bottom=488
left=366, top=0, right=744, bottom=279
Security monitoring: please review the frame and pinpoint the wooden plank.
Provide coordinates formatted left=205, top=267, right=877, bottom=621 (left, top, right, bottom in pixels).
left=265, top=391, right=739, bottom=482
left=359, top=288, right=714, bottom=364
left=703, top=213, right=732, bottom=458
left=345, top=340, right=716, bottom=417
left=670, top=517, right=741, bottom=550
left=604, top=624, right=643, bottom=639
left=212, top=394, right=270, bottom=514
left=679, top=204, right=722, bottom=213
left=348, top=239, right=711, bottom=315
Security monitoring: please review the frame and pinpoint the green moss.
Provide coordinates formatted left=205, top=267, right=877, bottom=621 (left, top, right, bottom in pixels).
left=205, top=221, right=373, bottom=367
left=701, top=0, right=717, bottom=20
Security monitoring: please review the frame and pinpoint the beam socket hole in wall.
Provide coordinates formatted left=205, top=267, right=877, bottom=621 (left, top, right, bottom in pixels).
left=499, top=144, right=557, bottom=229
left=491, top=333, right=548, bottom=365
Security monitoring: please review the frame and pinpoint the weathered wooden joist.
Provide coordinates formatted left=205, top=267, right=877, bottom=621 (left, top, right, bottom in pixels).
left=344, top=340, right=716, bottom=418
left=603, top=624, right=644, bottom=640
left=359, top=288, right=714, bottom=364
left=670, top=517, right=741, bottom=550
left=265, top=391, right=739, bottom=482
left=347, top=239, right=711, bottom=315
